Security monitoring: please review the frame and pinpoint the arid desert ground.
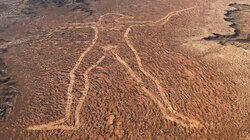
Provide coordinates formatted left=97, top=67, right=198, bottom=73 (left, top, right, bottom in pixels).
left=0, top=0, right=249, bottom=139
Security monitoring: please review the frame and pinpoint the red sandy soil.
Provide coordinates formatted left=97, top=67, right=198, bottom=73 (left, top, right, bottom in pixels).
left=0, top=0, right=249, bottom=139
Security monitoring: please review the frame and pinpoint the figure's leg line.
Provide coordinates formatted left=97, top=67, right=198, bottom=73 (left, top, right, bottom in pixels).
left=124, top=27, right=172, bottom=109
left=114, top=53, right=143, bottom=83
left=27, top=26, right=99, bottom=130
left=114, top=53, right=192, bottom=128
left=124, top=27, right=202, bottom=128
left=74, top=56, right=105, bottom=128
left=65, top=45, right=93, bottom=120
left=26, top=46, right=93, bottom=130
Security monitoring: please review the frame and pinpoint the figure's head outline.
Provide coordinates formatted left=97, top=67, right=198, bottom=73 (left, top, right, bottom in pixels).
left=97, top=13, right=134, bottom=24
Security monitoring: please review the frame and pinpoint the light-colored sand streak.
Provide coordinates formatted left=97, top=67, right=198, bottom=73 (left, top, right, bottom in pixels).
left=115, top=52, right=199, bottom=128
left=114, top=7, right=195, bottom=26
left=124, top=28, right=202, bottom=128
left=27, top=6, right=202, bottom=130
left=123, top=7, right=202, bottom=128
left=27, top=26, right=99, bottom=130
left=75, top=56, right=105, bottom=129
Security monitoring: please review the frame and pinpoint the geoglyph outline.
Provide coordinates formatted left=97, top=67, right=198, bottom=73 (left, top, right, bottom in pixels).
left=27, top=6, right=204, bottom=130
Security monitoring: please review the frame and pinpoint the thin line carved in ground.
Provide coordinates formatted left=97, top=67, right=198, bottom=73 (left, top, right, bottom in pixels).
left=27, top=6, right=203, bottom=131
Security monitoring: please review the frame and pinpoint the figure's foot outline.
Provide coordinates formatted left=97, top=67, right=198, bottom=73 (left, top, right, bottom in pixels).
left=27, top=121, right=77, bottom=130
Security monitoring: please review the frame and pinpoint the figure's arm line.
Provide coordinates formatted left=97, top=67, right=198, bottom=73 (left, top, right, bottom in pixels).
left=117, top=7, right=196, bottom=26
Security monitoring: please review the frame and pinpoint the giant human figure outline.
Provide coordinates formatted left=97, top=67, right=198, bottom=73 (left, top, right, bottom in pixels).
left=27, top=7, right=203, bottom=130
